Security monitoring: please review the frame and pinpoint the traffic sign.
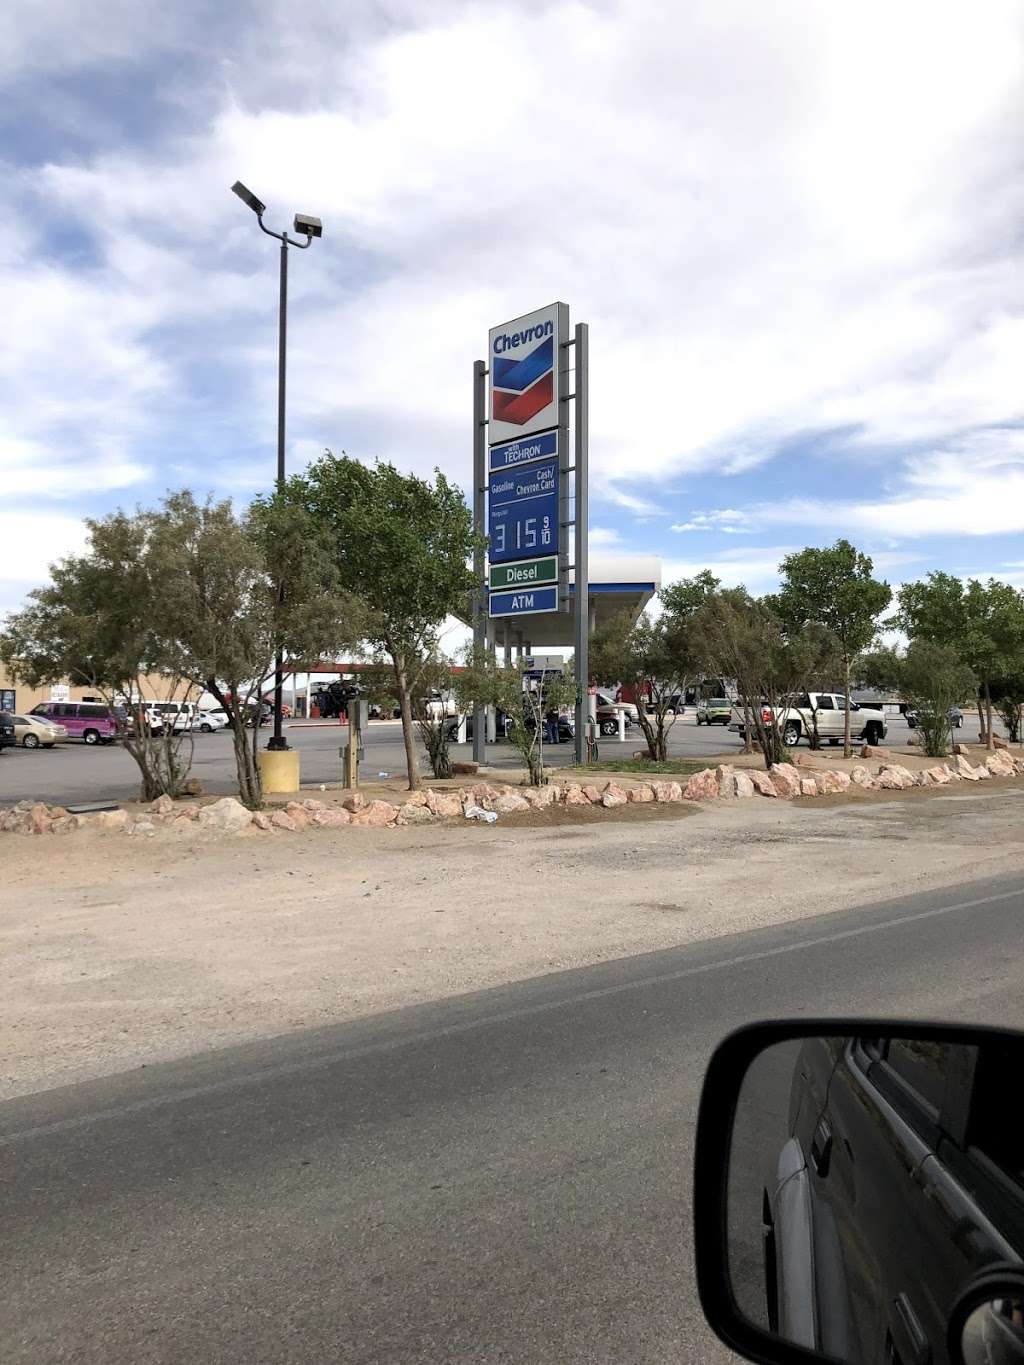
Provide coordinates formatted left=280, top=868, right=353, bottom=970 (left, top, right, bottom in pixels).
left=489, top=430, right=557, bottom=475
left=488, top=456, right=558, bottom=565
left=489, top=586, right=559, bottom=618
left=488, top=555, right=557, bottom=591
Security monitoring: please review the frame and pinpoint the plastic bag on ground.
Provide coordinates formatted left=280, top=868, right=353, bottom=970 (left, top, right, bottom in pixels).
left=463, top=804, right=498, bottom=823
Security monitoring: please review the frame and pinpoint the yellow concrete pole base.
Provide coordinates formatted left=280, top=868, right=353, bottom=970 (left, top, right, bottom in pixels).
left=257, top=748, right=301, bottom=794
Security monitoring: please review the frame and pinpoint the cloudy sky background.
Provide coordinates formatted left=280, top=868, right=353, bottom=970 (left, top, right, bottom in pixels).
left=2, top=0, right=1022, bottom=624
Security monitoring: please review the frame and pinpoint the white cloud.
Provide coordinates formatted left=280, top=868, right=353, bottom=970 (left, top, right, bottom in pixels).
left=671, top=510, right=752, bottom=534
left=588, top=526, right=622, bottom=548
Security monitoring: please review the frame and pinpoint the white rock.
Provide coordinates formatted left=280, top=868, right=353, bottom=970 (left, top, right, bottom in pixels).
left=197, top=797, right=254, bottom=832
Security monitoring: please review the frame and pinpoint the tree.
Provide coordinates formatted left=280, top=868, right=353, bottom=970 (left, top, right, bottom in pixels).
left=859, top=640, right=977, bottom=757
left=414, top=654, right=459, bottom=781
left=293, top=453, right=481, bottom=790
left=897, top=573, right=1024, bottom=751
left=772, top=540, right=892, bottom=758
left=690, top=589, right=808, bottom=768
left=588, top=613, right=682, bottom=761
left=991, top=670, right=1024, bottom=745
left=0, top=510, right=198, bottom=801
left=149, top=491, right=357, bottom=808
left=455, top=651, right=576, bottom=786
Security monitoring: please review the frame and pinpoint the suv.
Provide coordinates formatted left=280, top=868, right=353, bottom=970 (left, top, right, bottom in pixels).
left=728, top=693, right=887, bottom=748
left=30, top=701, right=121, bottom=745
left=696, top=697, right=731, bottom=725
left=906, top=705, right=964, bottom=729
left=0, top=711, right=16, bottom=752
left=763, top=1034, right=1024, bottom=1363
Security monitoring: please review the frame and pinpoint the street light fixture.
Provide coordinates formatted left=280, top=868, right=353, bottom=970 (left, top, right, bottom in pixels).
left=231, top=180, right=324, bottom=752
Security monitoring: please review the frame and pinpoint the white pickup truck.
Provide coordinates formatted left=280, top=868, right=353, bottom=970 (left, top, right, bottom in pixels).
left=728, top=692, right=887, bottom=748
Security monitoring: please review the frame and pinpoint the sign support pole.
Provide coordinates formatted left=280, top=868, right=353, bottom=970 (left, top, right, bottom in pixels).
left=573, top=322, right=589, bottom=766
left=557, top=302, right=572, bottom=611
left=472, top=360, right=487, bottom=764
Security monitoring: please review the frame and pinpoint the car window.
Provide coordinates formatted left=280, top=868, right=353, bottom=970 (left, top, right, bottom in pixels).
left=12, top=716, right=28, bottom=724
left=884, top=1038, right=949, bottom=1114
left=817, top=695, right=835, bottom=710
left=967, top=1045, right=1024, bottom=1192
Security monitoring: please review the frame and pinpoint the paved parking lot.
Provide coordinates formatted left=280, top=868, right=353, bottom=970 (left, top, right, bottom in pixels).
left=0, top=712, right=993, bottom=807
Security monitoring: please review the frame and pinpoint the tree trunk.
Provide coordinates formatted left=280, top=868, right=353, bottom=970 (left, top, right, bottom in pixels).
left=843, top=654, right=852, bottom=759
left=232, top=715, right=262, bottom=809
left=392, top=652, right=421, bottom=790
left=984, top=676, right=994, bottom=751
left=636, top=707, right=659, bottom=761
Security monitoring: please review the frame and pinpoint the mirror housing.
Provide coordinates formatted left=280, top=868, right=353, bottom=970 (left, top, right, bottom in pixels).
left=693, top=1019, right=1024, bottom=1365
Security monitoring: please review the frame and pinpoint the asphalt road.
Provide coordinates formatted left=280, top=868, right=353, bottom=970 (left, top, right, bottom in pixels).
left=4, top=871, right=1023, bottom=1364
left=0, top=712, right=989, bottom=806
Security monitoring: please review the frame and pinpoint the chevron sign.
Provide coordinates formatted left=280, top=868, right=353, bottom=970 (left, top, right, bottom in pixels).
left=488, top=302, right=566, bottom=444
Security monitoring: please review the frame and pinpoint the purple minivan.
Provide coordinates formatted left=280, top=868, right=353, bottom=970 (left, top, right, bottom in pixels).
left=29, top=701, right=123, bottom=745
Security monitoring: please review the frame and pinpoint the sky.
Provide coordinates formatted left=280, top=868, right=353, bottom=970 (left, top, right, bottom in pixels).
left=2, top=0, right=1022, bottom=628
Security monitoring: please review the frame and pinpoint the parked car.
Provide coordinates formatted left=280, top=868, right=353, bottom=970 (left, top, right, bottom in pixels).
left=696, top=697, right=732, bottom=725
left=645, top=693, right=685, bottom=715
left=194, top=709, right=229, bottom=733
left=762, top=1032, right=1024, bottom=1364
left=11, top=713, right=68, bottom=748
left=0, top=711, right=16, bottom=752
left=906, top=706, right=964, bottom=729
left=596, top=703, right=633, bottom=737
left=29, top=701, right=121, bottom=745
left=595, top=688, right=640, bottom=724
left=728, top=693, right=887, bottom=747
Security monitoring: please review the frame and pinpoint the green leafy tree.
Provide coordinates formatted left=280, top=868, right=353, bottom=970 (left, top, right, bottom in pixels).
left=897, top=573, right=1024, bottom=751
left=772, top=540, right=892, bottom=757
left=991, top=670, right=1024, bottom=745
left=293, top=452, right=481, bottom=790
left=455, top=650, right=576, bottom=786
left=690, top=589, right=807, bottom=768
left=860, top=640, right=976, bottom=757
left=150, top=491, right=357, bottom=808
left=0, top=511, right=198, bottom=801
left=414, top=654, right=460, bottom=781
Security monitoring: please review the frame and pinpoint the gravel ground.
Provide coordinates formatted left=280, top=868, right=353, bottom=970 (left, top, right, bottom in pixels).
left=3, top=777, right=1024, bottom=1099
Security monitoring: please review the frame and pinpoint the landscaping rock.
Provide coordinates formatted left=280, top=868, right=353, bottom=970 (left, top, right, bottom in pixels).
left=561, top=783, right=590, bottom=806
left=748, top=771, right=778, bottom=798
left=182, top=777, right=204, bottom=797
left=1015, top=758, right=1024, bottom=775
left=284, top=802, right=312, bottom=828
left=451, top=761, right=479, bottom=775
left=270, top=810, right=299, bottom=831
left=50, top=815, right=82, bottom=834
left=799, top=778, right=818, bottom=797
left=650, top=780, right=683, bottom=802
left=251, top=811, right=273, bottom=830
left=351, top=800, right=399, bottom=827
left=926, top=766, right=953, bottom=785
left=198, top=797, right=253, bottom=833
left=768, top=763, right=802, bottom=798
left=581, top=785, right=603, bottom=804
left=850, top=765, right=875, bottom=788
left=993, top=736, right=1009, bottom=750
left=734, top=772, right=756, bottom=799
left=313, top=807, right=352, bottom=828
left=953, top=743, right=971, bottom=757
left=715, top=766, right=738, bottom=798
left=340, top=793, right=365, bottom=813
left=150, top=795, right=175, bottom=817
left=491, top=793, right=531, bottom=814
left=24, top=803, right=54, bottom=835
left=174, top=804, right=200, bottom=820
left=601, top=781, right=630, bottom=808
left=398, top=803, right=437, bottom=824
left=952, top=754, right=982, bottom=781
left=627, top=782, right=656, bottom=803
left=683, top=769, right=719, bottom=801
left=877, top=764, right=916, bottom=790
left=521, top=786, right=558, bottom=809
left=426, top=790, right=464, bottom=819
left=861, top=744, right=890, bottom=759
left=92, top=808, right=129, bottom=833
left=403, top=790, right=429, bottom=807
left=985, top=752, right=1016, bottom=777
left=131, top=819, right=156, bottom=837
left=816, top=770, right=851, bottom=794
left=470, top=782, right=503, bottom=805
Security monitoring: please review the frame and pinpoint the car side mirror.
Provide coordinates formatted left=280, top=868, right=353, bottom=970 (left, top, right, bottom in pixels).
left=693, top=1020, right=1024, bottom=1365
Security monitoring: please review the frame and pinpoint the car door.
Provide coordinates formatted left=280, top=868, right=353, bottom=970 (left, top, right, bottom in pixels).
left=812, top=694, right=839, bottom=738
left=807, top=1039, right=1017, bottom=1365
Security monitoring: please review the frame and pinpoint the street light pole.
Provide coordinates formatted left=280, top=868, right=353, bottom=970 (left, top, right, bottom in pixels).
left=231, top=182, right=322, bottom=752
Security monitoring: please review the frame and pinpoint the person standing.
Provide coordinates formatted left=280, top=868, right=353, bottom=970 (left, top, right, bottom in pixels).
left=544, top=703, right=560, bottom=745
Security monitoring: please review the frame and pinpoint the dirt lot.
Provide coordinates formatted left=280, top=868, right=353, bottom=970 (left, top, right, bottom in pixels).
left=3, top=777, right=1024, bottom=1100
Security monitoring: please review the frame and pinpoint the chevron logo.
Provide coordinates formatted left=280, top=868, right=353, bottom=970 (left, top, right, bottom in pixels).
left=491, top=336, right=554, bottom=427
